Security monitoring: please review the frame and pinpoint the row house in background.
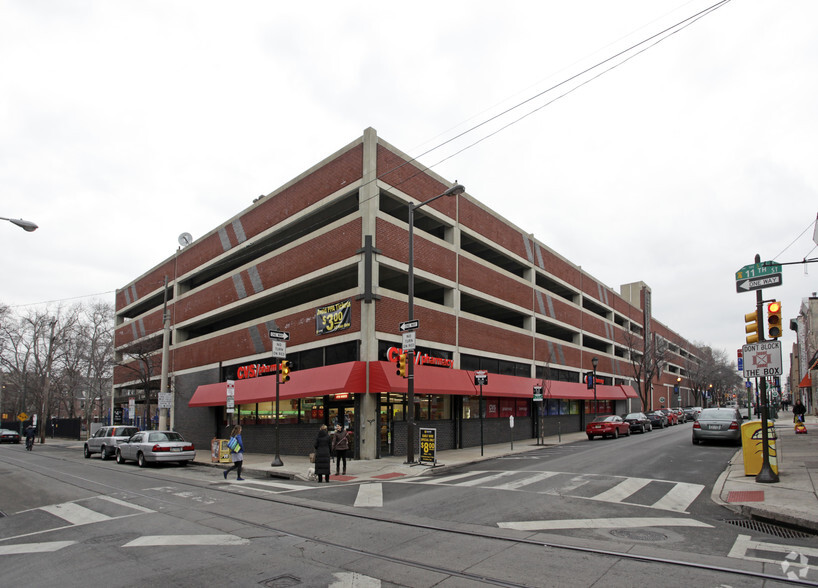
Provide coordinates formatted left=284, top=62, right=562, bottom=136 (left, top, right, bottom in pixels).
left=113, top=127, right=704, bottom=459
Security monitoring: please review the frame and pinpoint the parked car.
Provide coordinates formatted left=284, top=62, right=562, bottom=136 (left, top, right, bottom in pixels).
left=692, top=407, right=743, bottom=445
left=683, top=406, right=701, bottom=421
left=84, top=425, right=140, bottom=460
left=586, top=415, right=631, bottom=440
left=115, top=430, right=196, bottom=467
left=659, top=408, right=678, bottom=425
left=0, top=429, right=21, bottom=444
left=623, top=412, right=652, bottom=433
left=673, top=408, right=687, bottom=423
left=647, top=411, right=668, bottom=429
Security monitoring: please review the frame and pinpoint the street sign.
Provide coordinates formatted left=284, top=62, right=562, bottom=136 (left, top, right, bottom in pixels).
left=533, top=385, right=543, bottom=401
left=272, top=340, right=287, bottom=359
left=735, top=262, right=782, bottom=280
left=742, top=341, right=783, bottom=378
left=402, top=330, right=416, bottom=351
left=399, top=319, right=419, bottom=332
left=737, top=349, right=743, bottom=372
left=735, top=273, right=782, bottom=293
left=474, top=370, right=488, bottom=386
left=268, top=330, right=290, bottom=341
left=17, top=412, right=27, bottom=422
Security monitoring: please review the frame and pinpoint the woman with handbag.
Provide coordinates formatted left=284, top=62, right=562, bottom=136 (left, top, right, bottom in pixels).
left=224, top=425, right=245, bottom=481
left=313, top=424, right=332, bottom=482
left=332, top=424, right=350, bottom=475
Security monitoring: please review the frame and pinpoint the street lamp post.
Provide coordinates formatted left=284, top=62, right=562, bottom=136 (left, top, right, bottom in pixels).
left=0, top=217, right=38, bottom=232
left=406, top=182, right=465, bottom=464
left=591, top=357, right=598, bottom=416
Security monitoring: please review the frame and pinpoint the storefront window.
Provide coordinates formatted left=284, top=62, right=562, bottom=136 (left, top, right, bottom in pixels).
left=499, top=399, right=514, bottom=418
left=515, top=400, right=529, bottom=417
left=462, top=396, right=480, bottom=419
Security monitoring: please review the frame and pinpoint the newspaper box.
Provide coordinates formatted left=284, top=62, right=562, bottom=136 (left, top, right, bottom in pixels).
left=740, top=420, right=778, bottom=476
left=211, top=438, right=231, bottom=463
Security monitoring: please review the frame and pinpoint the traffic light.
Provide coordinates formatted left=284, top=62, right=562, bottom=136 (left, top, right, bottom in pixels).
left=767, top=301, right=782, bottom=339
left=280, top=360, right=291, bottom=382
left=396, top=353, right=408, bottom=378
left=744, top=310, right=759, bottom=344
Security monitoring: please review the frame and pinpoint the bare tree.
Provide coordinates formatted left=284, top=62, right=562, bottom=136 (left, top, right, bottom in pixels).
left=623, top=328, right=670, bottom=412
left=118, top=339, right=161, bottom=427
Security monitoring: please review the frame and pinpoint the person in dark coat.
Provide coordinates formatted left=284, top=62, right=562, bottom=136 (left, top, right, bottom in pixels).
left=314, top=425, right=332, bottom=482
left=332, top=424, right=350, bottom=476
left=793, top=400, right=807, bottom=423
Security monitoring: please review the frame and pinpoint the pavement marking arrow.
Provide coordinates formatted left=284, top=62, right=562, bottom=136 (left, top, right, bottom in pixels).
left=123, top=534, right=250, bottom=547
left=0, top=541, right=75, bottom=555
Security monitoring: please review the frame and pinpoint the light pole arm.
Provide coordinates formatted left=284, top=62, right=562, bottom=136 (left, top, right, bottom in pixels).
left=0, top=217, right=38, bottom=232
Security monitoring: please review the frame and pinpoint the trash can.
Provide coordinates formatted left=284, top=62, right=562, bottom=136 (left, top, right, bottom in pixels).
left=740, top=420, right=778, bottom=476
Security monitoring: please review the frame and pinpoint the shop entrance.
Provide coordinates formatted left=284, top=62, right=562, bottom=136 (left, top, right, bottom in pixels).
left=379, top=392, right=404, bottom=456
left=326, top=397, right=355, bottom=457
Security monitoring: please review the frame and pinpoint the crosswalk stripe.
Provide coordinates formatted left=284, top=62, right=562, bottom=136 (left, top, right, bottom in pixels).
left=122, top=535, right=250, bottom=547
left=728, top=534, right=818, bottom=572
left=0, top=541, right=75, bottom=555
left=416, top=471, right=487, bottom=484
left=590, top=477, right=651, bottom=503
left=649, top=482, right=703, bottom=513
left=492, top=472, right=558, bottom=490
left=457, top=471, right=517, bottom=487
left=97, top=495, right=154, bottom=513
left=498, top=517, right=713, bottom=531
left=354, top=483, right=383, bottom=507
left=39, top=503, right=112, bottom=525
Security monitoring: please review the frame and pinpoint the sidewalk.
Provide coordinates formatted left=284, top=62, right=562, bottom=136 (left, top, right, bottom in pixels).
left=712, top=413, right=818, bottom=533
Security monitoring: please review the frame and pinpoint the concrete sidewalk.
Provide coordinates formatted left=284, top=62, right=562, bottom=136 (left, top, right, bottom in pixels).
left=713, top=413, right=818, bottom=533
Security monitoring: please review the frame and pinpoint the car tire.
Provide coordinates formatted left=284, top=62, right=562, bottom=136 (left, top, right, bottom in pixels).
left=99, top=446, right=108, bottom=460
left=83, top=445, right=91, bottom=459
left=692, top=438, right=699, bottom=445
left=625, top=427, right=631, bottom=437
left=613, top=429, right=619, bottom=439
left=137, top=452, right=147, bottom=468
left=116, top=450, right=125, bottom=464
left=587, top=434, right=594, bottom=440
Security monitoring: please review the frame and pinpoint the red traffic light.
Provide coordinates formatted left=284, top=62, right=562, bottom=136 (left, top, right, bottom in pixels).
left=767, top=301, right=782, bottom=339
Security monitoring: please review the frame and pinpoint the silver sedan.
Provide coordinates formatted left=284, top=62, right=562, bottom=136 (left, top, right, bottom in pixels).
left=692, top=408, right=743, bottom=445
left=115, top=430, right=196, bottom=467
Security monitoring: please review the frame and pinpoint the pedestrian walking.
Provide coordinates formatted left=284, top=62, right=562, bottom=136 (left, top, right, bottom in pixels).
left=223, top=425, right=245, bottom=480
left=793, top=400, right=807, bottom=423
left=332, top=424, right=350, bottom=475
left=314, top=424, right=332, bottom=482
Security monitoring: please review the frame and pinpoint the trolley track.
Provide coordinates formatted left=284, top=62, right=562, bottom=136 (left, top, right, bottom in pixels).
left=2, top=446, right=816, bottom=587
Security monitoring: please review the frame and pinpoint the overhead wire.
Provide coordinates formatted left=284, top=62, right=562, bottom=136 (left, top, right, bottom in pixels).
left=6, top=0, right=733, bottom=310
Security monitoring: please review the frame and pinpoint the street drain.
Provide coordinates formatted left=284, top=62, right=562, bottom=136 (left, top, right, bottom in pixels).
left=723, top=518, right=814, bottom=539
left=260, top=575, right=301, bottom=587
left=609, top=528, right=668, bottom=542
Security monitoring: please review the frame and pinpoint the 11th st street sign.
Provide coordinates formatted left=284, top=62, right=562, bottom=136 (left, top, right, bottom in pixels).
left=735, top=262, right=783, bottom=293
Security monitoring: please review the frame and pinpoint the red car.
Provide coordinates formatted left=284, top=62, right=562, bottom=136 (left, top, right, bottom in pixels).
left=659, top=409, right=678, bottom=425
left=586, top=415, right=631, bottom=440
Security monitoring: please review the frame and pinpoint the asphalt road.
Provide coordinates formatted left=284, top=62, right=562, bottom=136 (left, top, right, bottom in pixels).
left=0, top=426, right=815, bottom=587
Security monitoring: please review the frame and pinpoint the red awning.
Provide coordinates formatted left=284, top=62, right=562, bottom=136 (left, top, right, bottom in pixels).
left=799, top=357, right=818, bottom=388
left=188, top=361, right=367, bottom=407
left=189, top=360, right=639, bottom=406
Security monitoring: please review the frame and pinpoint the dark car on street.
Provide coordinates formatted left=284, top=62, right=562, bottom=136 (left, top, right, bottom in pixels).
left=647, top=411, right=668, bottom=429
left=0, top=429, right=21, bottom=444
left=622, top=412, right=652, bottom=433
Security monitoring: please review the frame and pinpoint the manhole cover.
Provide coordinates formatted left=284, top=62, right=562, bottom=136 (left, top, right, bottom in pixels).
left=609, top=528, right=668, bottom=542
left=261, top=575, right=301, bottom=587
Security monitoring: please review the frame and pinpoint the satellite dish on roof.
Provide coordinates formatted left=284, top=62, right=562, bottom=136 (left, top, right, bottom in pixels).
left=178, top=232, right=193, bottom=247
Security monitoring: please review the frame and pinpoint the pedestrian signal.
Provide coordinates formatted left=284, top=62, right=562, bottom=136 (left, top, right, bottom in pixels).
left=767, top=301, right=782, bottom=339
left=744, top=310, right=759, bottom=344
left=280, top=360, right=291, bottom=382
left=396, top=353, right=408, bottom=378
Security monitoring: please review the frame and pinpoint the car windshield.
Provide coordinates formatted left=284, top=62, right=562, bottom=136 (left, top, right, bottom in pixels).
left=624, top=414, right=642, bottom=419
left=699, top=409, right=736, bottom=421
left=593, top=416, right=617, bottom=423
left=148, top=432, right=184, bottom=442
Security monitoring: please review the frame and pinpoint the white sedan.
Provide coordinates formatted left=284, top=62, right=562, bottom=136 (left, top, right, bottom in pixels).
left=115, top=430, right=196, bottom=467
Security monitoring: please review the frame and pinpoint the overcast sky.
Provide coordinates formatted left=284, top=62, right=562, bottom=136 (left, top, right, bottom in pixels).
left=2, top=1, right=816, bottom=383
